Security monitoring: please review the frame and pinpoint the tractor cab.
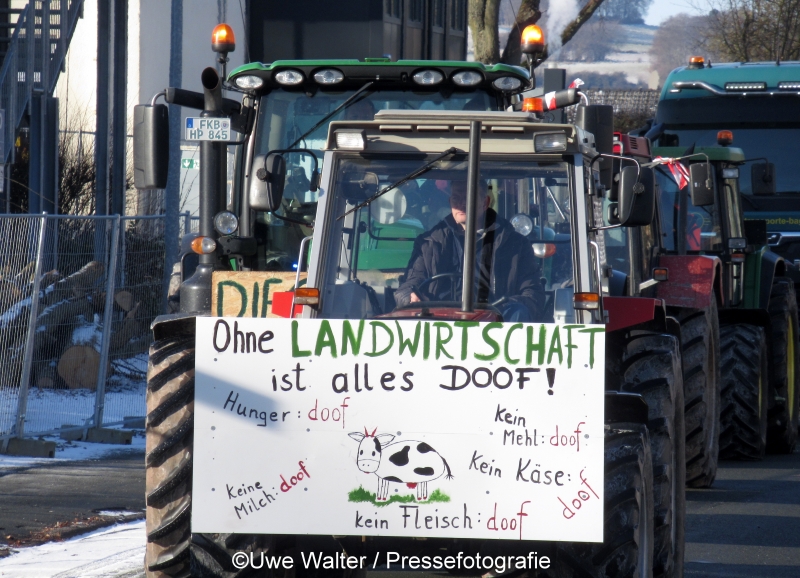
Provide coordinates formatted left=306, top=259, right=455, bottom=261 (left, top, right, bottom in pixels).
left=286, top=110, right=655, bottom=325
left=650, top=143, right=751, bottom=307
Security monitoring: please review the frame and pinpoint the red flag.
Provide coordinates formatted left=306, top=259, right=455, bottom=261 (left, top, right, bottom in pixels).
left=543, top=90, right=557, bottom=111
left=653, top=157, right=690, bottom=189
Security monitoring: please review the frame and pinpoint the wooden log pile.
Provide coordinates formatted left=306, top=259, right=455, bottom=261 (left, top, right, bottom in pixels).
left=0, top=261, right=151, bottom=390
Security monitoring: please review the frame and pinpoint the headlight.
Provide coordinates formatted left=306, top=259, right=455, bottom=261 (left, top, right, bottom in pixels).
left=214, top=211, right=239, bottom=235
left=510, top=214, right=533, bottom=236
left=452, top=70, right=482, bottom=86
left=335, top=130, right=366, bottom=150
left=412, top=70, right=444, bottom=85
left=275, top=69, right=304, bottom=85
left=234, top=75, right=263, bottom=90
left=314, top=69, right=344, bottom=85
left=722, top=168, right=739, bottom=179
left=724, top=82, right=766, bottom=91
left=534, top=132, right=567, bottom=152
left=492, top=76, right=522, bottom=91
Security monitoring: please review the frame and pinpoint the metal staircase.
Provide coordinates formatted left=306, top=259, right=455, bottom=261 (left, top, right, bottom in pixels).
left=0, top=0, right=84, bottom=164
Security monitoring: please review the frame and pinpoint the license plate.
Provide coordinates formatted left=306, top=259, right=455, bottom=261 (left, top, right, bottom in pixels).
left=185, top=117, right=231, bottom=141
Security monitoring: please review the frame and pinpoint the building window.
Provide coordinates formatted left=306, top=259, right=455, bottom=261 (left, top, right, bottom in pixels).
left=409, top=0, right=423, bottom=22
left=433, top=0, right=444, bottom=28
left=385, top=0, right=401, bottom=19
left=450, top=0, right=465, bottom=31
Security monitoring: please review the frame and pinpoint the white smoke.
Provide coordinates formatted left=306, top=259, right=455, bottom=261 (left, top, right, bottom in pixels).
left=545, top=0, right=580, bottom=50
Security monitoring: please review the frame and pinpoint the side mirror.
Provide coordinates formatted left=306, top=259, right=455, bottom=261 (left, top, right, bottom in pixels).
left=689, top=163, right=715, bottom=206
left=618, top=165, right=655, bottom=227
left=751, top=162, right=776, bottom=195
left=249, top=154, right=286, bottom=212
left=338, top=171, right=378, bottom=202
left=133, top=104, right=169, bottom=189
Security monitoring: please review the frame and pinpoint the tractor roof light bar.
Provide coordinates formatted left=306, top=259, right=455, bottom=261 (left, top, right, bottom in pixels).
left=671, top=80, right=800, bottom=97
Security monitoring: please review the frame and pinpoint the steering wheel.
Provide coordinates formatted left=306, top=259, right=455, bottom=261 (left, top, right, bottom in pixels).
left=416, top=272, right=463, bottom=301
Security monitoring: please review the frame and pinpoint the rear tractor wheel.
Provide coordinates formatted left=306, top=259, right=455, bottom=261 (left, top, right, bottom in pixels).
left=767, top=279, right=800, bottom=453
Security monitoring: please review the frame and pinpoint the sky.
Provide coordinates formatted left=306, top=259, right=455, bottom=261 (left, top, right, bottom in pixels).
left=645, top=0, right=708, bottom=26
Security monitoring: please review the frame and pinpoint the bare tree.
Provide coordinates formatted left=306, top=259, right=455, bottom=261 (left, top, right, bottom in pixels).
left=559, top=19, right=621, bottom=62
left=650, top=13, right=711, bottom=87
left=597, top=0, right=654, bottom=23
left=704, top=0, right=800, bottom=61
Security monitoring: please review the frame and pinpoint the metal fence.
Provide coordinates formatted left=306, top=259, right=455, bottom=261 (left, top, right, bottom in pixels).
left=180, top=211, right=200, bottom=236
left=0, top=214, right=167, bottom=446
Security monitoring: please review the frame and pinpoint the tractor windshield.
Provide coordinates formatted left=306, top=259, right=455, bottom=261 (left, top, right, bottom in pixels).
left=316, top=156, right=575, bottom=322
left=657, top=167, right=722, bottom=252
left=252, top=88, right=494, bottom=271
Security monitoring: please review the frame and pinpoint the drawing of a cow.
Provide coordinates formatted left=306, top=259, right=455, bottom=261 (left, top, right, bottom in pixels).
left=348, top=428, right=453, bottom=501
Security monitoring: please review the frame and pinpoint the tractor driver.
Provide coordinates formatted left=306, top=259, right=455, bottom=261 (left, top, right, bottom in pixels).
left=395, top=180, right=545, bottom=322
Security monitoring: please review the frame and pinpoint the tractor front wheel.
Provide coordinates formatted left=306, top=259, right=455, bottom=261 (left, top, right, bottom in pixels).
left=677, top=302, right=721, bottom=487
left=620, top=334, right=685, bottom=578
left=145, top=333, right=270, bottom=578
left=548, top=424, right=655, bottom=578
left=719, top=324, right=769, bottom=460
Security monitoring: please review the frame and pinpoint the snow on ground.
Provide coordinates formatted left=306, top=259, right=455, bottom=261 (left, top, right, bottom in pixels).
left=0, top=431, right=144, bottom=469
left=0, top=381, right=145, bottom=438
left=0, top=520, right=145, bottom=578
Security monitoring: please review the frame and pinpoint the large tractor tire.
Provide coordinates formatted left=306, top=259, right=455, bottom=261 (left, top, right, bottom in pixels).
left=719, top=324, right=769, bottom=460
left=548, top=424, right=655, bottom=578
left=767, top=279, right=800, bottom=453
left=145, top=334, right=270, bottom=578
left=620, top=334, right=686, bottom=578
left=677, top=303, right=720, bottom=488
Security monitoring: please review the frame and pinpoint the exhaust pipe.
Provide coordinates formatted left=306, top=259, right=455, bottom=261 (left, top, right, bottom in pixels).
left=462, top=120, right=481, bottom=313
left=181, top=67, right=225, bottom=314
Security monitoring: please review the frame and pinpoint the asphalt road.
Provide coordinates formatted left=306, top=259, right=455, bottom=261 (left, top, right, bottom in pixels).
left=684, top=449, right=800, bottom=577
left=0, top=451, right=145, bottom=544
left=0, top=448, right=799, bottom=576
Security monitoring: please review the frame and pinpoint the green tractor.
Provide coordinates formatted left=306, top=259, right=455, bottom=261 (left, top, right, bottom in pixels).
left=134, top=24, right=688, bottom=578
left=639, top=56, right=800, bottom=460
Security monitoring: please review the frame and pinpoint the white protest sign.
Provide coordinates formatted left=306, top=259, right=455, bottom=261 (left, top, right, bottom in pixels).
left=193, top=317, right=606, bottom=542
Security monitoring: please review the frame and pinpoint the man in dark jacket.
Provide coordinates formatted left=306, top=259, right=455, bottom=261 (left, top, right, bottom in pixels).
left=395, top=180, right=544, bottom=321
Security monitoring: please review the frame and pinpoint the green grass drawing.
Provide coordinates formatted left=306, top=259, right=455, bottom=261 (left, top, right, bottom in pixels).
left=348, top=486, right=451, bottom=507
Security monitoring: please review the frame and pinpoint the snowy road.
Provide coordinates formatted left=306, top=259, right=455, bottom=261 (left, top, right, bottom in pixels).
left=0, top=520, right=145, bottom=578
left=0, top=450, right=797, bottom=577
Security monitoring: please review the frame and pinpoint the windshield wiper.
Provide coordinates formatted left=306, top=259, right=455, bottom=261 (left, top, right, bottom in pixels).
left=337, top=147, right=460, bottom=221
left=286, top=81, right=375, bottom=150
